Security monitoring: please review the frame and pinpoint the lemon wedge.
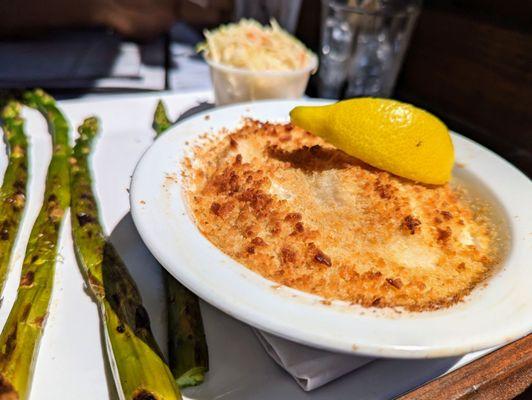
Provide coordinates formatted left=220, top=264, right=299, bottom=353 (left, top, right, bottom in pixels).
left=290, top=98, right=454, bottom=184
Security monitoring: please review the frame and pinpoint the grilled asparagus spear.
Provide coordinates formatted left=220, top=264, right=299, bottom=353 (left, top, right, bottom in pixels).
left=152, top=100, right=209, bottom=388
left=71, top=117, right=181, bottom=400
left=0, top=101, right=29, bottom=295
left=152, top=100, right=173, bottom=135
left=0, top=89, right=70, bottom=399
left=165, top=279, right=209, bottom=388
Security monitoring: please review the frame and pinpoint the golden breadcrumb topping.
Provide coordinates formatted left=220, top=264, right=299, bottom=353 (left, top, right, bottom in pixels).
left=184, top=119, right=500, bottom=311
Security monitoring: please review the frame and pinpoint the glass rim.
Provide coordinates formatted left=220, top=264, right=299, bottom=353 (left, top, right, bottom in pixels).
left=325, top=0, right=422, bottom=17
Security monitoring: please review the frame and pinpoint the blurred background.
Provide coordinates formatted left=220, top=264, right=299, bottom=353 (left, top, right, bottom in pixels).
left=0, top=0, right=530, bottom=174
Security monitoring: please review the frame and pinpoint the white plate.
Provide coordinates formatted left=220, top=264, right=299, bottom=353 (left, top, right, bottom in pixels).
left=131, top=99, right=532, bottom=359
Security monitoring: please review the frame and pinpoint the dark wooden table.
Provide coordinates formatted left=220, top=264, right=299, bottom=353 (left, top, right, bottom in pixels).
left=399, top=334, right=531, bottom=399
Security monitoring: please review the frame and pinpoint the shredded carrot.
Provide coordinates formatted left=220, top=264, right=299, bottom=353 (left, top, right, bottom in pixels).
left=197, top=19, right=314, bottom=71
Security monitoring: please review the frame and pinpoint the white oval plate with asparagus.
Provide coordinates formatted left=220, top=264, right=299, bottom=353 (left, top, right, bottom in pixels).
left=1, top=91, right=530, bottom=399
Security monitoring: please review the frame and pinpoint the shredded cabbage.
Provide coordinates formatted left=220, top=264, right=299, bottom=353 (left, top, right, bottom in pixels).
left=197, top=19, right=314, bottom=71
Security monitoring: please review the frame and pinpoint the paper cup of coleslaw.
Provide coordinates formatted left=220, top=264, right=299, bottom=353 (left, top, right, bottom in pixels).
left=199, top=20, right=318, bottom=105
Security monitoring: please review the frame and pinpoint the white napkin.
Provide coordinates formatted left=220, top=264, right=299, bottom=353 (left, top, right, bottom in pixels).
left=254, top=330, right=374, bottom=391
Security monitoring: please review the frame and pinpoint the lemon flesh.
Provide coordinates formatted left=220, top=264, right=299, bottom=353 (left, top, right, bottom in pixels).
left=290, top=98, right=454, bottom=185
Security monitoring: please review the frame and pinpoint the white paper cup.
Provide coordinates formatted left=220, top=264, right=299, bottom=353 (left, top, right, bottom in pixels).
left=206, top=55, right=318, bottom=105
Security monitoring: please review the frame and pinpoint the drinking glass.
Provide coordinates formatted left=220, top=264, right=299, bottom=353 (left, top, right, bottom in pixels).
left=319, top=0, right=421, bottom=98
left=234, top=0, right=303, bottom=33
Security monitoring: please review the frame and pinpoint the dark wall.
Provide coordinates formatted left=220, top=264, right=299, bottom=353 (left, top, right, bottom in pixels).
left=296, top=0, right=532, bottom=175
left=395, top=0, right=531, bottom=175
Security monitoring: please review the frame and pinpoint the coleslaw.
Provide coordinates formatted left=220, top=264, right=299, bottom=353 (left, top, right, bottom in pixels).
left=197, top=19, right=315, bottom=72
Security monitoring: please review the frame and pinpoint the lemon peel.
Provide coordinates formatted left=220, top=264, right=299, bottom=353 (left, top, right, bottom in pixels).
left=290, top=98, right=454, bottom=184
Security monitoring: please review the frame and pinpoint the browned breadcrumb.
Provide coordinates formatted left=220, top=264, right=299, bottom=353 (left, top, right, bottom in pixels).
left=183, top=119, right=500, bottom=311
left=401, top=215, right=421, bottom=235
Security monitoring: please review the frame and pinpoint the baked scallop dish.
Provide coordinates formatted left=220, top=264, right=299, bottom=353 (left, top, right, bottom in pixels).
left=183, top=119, right=500, bottom=311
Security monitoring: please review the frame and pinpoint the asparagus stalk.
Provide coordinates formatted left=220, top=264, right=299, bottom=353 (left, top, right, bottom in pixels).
left=152, top=100, right=173, bottom=135
left=0, top=89, right=70, bottom=399
left=152, top=100, right=209, bottom=388
left=0, top=101, right=29, bottom=295
left=165, top=280, right=209, bottom=387
left=71, top=117, right=181, bottom=400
